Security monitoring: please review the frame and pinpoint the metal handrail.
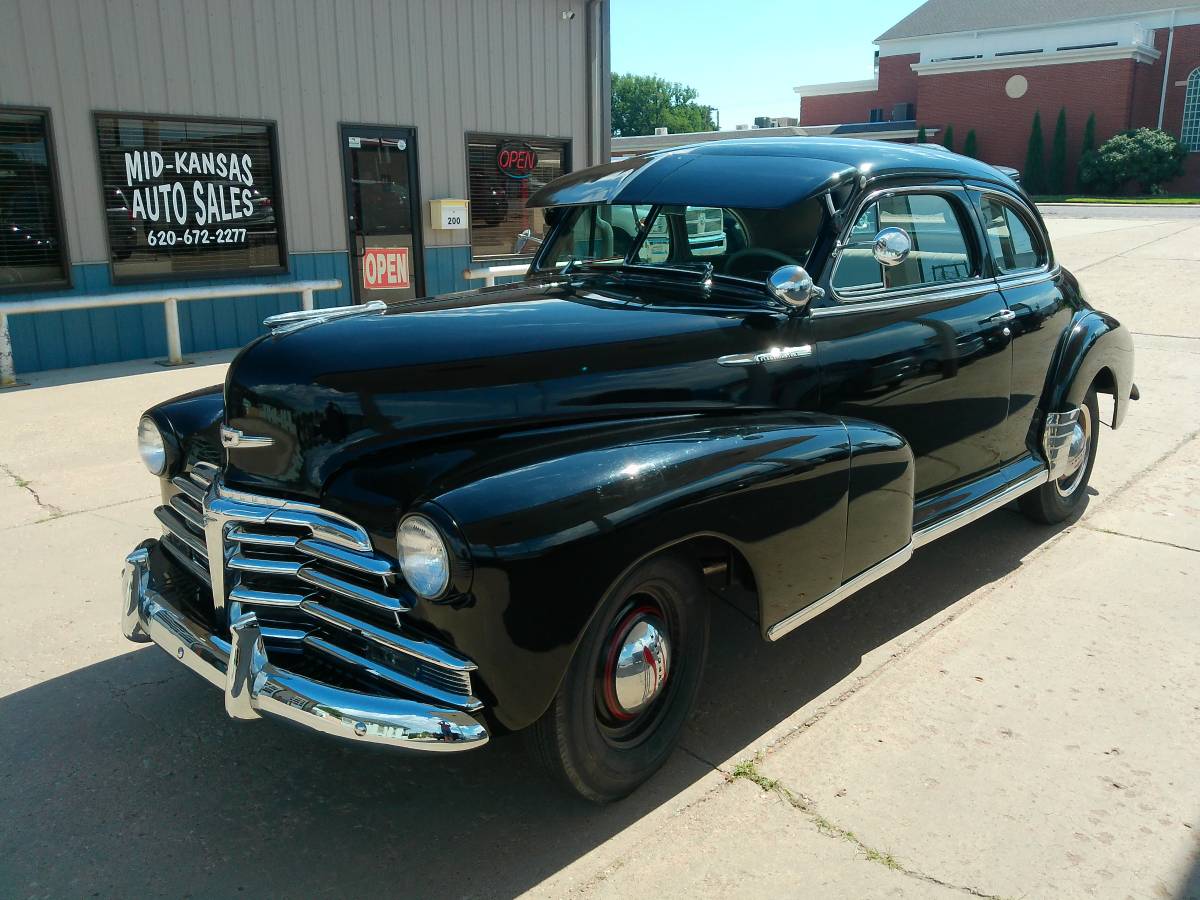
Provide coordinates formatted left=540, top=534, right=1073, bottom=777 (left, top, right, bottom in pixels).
left=0, top=278, right=342, bottom=387
left=461, top=263, right=529, bottom=287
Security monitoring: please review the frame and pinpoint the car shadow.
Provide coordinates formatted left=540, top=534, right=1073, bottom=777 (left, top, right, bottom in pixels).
left=0, top=505, right=1070, bottom=898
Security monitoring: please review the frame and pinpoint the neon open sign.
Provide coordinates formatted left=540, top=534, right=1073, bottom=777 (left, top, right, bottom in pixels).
left=496, top=141, right=539, bottom=179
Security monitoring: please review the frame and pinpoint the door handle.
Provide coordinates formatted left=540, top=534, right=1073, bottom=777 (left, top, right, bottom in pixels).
left=352, top=231, right=366, bottom=259
left=986, top=309, right=1017, bottom=323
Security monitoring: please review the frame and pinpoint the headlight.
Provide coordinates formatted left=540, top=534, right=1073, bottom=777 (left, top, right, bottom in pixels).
left=137, top=416, right=167, bottom=475
left=397, top=514, right=450, bottom=599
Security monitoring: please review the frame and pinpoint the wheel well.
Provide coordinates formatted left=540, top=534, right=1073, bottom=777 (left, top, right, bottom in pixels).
left=663, top=535, right=760, bottom=626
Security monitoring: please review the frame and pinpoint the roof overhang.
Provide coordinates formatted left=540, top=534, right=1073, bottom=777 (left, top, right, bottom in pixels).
left=793, top=77, right=879, bottom=97
left=911, top=41, right=1160, bottom=75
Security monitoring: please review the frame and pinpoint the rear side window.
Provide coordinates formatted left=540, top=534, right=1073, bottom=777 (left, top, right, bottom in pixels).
left=833, top=193, right=974, bottom=296
left=979, top=196, right=1046, bottom=274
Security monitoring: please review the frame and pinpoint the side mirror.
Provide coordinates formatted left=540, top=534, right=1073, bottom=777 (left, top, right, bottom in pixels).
left=767, top=265, right=823, bottom=312
left=873, top=227, right=912, bottom=267
left=513, top=228, right=544, bottom=254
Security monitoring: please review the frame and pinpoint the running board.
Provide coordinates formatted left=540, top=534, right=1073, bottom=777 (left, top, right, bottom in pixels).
left=766, top=467, right=1049, bottom=641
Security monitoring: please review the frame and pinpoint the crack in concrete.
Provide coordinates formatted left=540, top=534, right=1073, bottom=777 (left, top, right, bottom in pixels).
left=1079, top=524, right=1199, bottom=554
left=0, top=492, right=158, bottom=533
left=0, top=462, right=64, bottom=518
left=729, top=761, right=1008, bottom=899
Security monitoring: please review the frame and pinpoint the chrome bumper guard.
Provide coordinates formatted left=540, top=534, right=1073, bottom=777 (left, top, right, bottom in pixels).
left=121, top=540, right=489, bottom=751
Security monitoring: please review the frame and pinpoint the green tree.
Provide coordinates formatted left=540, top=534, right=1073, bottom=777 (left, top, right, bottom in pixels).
left=1081, top=112, right=1096, bottom=156
left=611, top=73, right=716, bottom=136
left=916, top=126, right=927, bottom=142
left=1048, top=108, right=1068, bottom=193
left=942, top=125, right=955, bottom=152
left=963, top=129, right=978, bottom=158
left=1024, top=111, right=1047, bottom=194
left=1078, top=128, right=1186, bottom=194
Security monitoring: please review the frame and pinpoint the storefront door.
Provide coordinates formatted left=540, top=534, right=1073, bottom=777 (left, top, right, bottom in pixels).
left=340, top=124, right=424, bottom=303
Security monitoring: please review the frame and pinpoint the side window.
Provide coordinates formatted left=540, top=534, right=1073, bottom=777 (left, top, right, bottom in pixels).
left=833, top=193, right=974, bottom=296
left=978, top=196, right=1045, bottom=274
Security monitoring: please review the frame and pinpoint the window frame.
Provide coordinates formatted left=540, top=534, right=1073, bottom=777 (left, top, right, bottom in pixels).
left=972, top=189, right=1051, bottom=278
left=91, top=109, right=289, bottom=286
left=0, top=104, right=72, bottom=294
left=827, top=183, right=984, bottom=305
left=1181, top=67, right=1200, bottom=152
left=464, top=131, right=572, bottom=264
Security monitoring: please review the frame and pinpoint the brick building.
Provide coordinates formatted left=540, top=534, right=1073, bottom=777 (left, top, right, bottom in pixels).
left=795, top=0, right=1200, bottom=191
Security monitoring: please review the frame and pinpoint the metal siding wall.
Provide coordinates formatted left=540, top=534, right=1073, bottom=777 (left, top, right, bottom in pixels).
left=0, top=0, right=591, bottom=265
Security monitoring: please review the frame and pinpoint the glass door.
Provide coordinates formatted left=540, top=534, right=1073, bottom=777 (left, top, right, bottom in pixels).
left=340, top=124, right=423, bottom=302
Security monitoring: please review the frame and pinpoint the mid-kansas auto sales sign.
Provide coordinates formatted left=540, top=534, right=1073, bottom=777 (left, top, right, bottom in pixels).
left=362, top=247, right=410, bottom=290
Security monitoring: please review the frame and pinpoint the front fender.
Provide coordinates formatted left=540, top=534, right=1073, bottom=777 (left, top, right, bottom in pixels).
left=144, top=384, right=224, bottom=476
left=421, top=413, right=854, bottom=730
left=1046, top=311, right=1135, bottom=428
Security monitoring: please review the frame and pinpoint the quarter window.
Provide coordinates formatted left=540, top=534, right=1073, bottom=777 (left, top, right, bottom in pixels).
left=833, top=193, right=974, bottom=296
left=978, top=196, right=1045, bottom=273
left=94, top=113, right=286, bottom=281
left=0, top=108, right=68, bottom=289
left=467, top=134, right=568, bottom=260
left=1182, top=67, right=1200, bottom=152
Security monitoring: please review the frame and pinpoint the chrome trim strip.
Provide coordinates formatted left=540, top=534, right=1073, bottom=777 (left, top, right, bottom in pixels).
left=228, top=586, right=308, bottom=608
left=304, top=635, right=482, bottom=711
left=717, top=345, right=813, bottom=367
left=297, top=566, right=412, bottom=613
left=155, top=507, right=208, bottom=559
left=168, top=494, right=205, bottom=530
left=995, top=266, right=1058, bottom=291
left=295, top=537, right=395, bottom=577
left=220, top=426, right=275, bottom=449
left=912, top=469, right=1049, bottom=548
left=229, top=554, right=303, bottom=576
left=190, top=462, right=219, bottom=487
left=226, top=527, right=299, bottom=549
left=171, top=475, right=205, bottom=505
left=767, top=542, right=914, bottom=641
left=815, top=279, right=992, bottom=316
left=121, top=543, right=488, bottom=750
left=301, top=599, right=477, bottom=672
left=159, top=533, right=213, bottom=586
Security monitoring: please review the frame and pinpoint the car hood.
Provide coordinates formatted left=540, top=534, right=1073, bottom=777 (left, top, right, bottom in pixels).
left=222, top=277, right=783, bottom=501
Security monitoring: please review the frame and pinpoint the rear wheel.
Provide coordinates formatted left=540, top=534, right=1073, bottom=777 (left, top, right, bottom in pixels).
left=1020, top=387, right=1100, bottom=524
left=526, top=554, right=709, bottom=803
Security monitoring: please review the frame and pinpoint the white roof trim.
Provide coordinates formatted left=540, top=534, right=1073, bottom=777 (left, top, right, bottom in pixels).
left=912, top=42, right=1160, bottom=75
left=877, top=4, right=1200, bottom=44
left=793, top=78, right=879, bottom=97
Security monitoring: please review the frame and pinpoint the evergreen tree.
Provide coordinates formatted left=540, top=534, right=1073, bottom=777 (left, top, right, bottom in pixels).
left=942, top=125, right=955, bottom=152
left=963, top=130, right=978, bottom=158
left=1024, top=111, right=1047, bottom=194
left=916, top=126, right=927, bottom=143
left=1048, top=108, right=1068, bottom=194
left=1081, top=112, right=1097, bottom=156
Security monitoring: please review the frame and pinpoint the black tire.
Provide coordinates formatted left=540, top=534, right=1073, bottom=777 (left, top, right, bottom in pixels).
left=1020, top=387, right=1101, bottom=524
left=526, top=553, right=710, bottom=803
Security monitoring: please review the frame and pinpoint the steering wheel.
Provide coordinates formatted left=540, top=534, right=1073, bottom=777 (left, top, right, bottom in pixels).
left=722, top=247, right=800, bottom=279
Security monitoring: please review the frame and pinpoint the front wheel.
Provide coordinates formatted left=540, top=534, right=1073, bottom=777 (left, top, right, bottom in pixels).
left=526, top=553, right=709, bottom=803
left=1020, top=387, right=1100, bottom=524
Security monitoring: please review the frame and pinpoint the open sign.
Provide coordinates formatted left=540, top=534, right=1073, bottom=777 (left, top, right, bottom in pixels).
left=496, top=141, right=539, bottom=179
left=362, top=247, right=410, bottom=290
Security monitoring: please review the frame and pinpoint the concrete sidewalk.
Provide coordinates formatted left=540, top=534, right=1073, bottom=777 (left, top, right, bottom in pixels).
left=1, top=214, right=1198, bottom=898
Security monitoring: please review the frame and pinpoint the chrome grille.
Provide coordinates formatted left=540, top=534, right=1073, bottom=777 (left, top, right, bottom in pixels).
left=154, top=462, right=478, bottom=710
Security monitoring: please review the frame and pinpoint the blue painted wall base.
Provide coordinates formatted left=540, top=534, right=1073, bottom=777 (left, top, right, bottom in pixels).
left=6, top=247, right=500, bottom=375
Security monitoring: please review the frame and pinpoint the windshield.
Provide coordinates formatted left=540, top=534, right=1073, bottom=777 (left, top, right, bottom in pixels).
left=534, top=198, right=826, bottom=282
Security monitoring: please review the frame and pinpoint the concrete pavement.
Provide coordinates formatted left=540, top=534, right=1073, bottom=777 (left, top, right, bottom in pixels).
left=1, top=209, right=1198, bottom=898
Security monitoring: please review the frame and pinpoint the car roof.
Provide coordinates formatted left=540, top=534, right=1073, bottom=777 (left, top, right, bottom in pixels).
left=528, top=137, right=1015, bottom=210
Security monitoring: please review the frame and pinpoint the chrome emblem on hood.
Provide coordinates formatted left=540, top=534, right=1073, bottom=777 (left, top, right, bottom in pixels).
left=220, top=426, right=275, bottom=449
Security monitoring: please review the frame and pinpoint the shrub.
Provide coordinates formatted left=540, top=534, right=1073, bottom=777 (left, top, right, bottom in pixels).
left=963, top=129, right=978, bottom=158
left=1048, top=108, right=1068, bottom=194
left=1078, top=128, right=1187, bottom=194
left=1024, top=111, right=1047, bottom=194
left=917, top=126, right=927, bottom=143
left=942, top=125, right=955, bottom=152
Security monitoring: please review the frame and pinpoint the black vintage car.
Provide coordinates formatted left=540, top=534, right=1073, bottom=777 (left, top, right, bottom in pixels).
left=122, top=139, right=1135, bottom=802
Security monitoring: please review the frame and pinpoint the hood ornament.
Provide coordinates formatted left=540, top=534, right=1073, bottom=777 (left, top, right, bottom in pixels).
left=264, top=300, right=387, bottom=335
left=221, top=426, right=275, bottom=449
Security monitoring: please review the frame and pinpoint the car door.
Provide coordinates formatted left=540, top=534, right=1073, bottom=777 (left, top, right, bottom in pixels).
left=813, top=181, right=1014, bottom=501
left=968, top=187, right=1073, bottom=461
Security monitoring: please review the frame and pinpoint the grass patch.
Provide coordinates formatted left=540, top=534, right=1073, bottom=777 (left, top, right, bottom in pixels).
left=1033, top=195, right=1200, bottom=205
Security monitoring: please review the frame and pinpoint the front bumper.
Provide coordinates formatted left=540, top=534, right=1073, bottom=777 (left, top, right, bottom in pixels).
left=121, top=539, right=490, bottom=751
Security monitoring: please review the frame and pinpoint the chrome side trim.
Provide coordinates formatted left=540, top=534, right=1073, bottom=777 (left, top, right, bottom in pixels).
left=121, top=543, right=489, bottom=751
left=295, top=536, right=395, bottom=578
left=297, top=566, right=412, bottom=613
left=220, top=426, right=275, bottom=449
left=228, top=586, right=309, bottom=608
left=229, top=554, right=303, bottom=576
left=814, top=279, right=991, bottom=316
left=300, top=599, right=477, bottom=672
left=994, top=267, right=1057, bottom=291
left=912, top=469, right=1049, bottom=548
left=767, top=542, right=914, bottom=641
left=717, top=345, right=813, bottom=366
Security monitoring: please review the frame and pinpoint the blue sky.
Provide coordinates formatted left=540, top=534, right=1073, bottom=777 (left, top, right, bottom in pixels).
left=611, top=0, right=925, bottom=130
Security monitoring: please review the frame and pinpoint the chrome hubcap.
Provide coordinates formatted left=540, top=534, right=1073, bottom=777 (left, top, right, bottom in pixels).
left=603, top=609, right=670, bottom=720
left=1055, top=402, right=1092, bottom=497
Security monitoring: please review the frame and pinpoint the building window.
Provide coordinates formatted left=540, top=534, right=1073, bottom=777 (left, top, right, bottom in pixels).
left=94, top=113, right=286, bottom=281
left=1183, top=68, right=1200, bottom=152
left=0, top=108, right=69, bottom=290
left=467, top=134, right=568, bottom=260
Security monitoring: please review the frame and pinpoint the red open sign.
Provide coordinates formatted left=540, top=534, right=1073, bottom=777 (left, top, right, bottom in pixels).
left=496, top=141, right=539, bottom=179
left=362, top=247, right=410, bottom=290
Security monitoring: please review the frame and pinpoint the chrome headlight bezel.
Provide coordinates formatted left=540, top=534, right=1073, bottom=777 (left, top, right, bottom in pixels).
left=137, top=416, right=168, bottom=476
left=397, top=513, right=452, bottom=600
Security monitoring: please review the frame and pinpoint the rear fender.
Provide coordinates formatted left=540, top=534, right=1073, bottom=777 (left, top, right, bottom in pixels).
left=1045, top=310, right=1135, bottom=428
